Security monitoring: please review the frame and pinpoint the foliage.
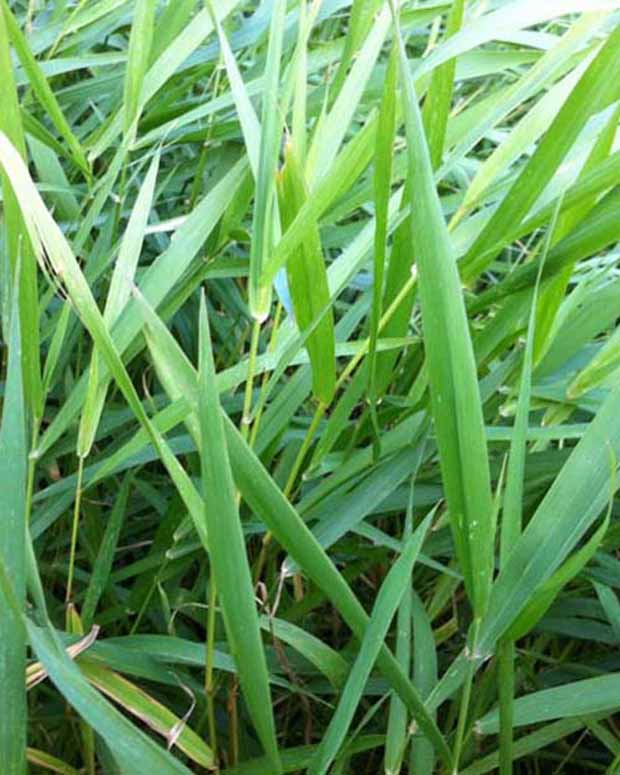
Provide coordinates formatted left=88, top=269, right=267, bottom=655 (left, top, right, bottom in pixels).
left=1, top=1, right=620, bottom=772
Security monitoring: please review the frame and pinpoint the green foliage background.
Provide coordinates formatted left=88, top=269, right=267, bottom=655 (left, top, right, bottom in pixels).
left=2, top=1, right=620, bottom=772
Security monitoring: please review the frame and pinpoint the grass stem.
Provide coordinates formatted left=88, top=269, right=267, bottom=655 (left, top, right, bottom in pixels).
left=65, top=456, right=85, bottom=605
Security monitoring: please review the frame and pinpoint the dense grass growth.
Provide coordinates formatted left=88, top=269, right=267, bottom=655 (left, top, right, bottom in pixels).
left=2, top=0, right=620, bottom=772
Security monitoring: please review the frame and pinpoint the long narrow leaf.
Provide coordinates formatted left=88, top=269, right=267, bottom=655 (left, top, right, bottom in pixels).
left=198, top=295, right=281, bottom=770
left=0, top=266, right=27, bottom=774
left=392, top=3, right=494, bottom=616
left=308, top=516, right=432, bottom=775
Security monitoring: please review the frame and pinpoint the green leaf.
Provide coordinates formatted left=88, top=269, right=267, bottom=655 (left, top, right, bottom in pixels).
left=36, top=155, right=247, bottom=459
left=81, top=474, right=132, bottom=630
left=369, top=41, right=398, bottom=415
left=567, top=322, right=620, bottom=399
left=220, top=736, right=385, bottom=775
left=392, top=2, right=494, bottom=616
left=479, top=385, right=620, bottom=653
left=533, top=101, right=620, bottom=362
left=386, top=484, right=414, bottom=775
left=496, top=199, right=558, bottom=775
left=88, top=0, right=242, bottom=159
left=328, top=0, right=383, bottom=102
left=306, top=3, right=391, bottom=185
left=79, top=658, right=214, bottom=769
left=249, top=0, right=286, bottom=319
left=477, top=670, right=620, bottom=735
left=1, top=0, right=89, bottom=176
left=501, top=199, right=561, bottom=563
left=0, top=264, right=27, bottom=774
left=307, top=516, right=433, bottom=775
left=198, top=294, right=281, bottom=770
left=594, top=581, right=620, bottom=642
left=26, top=748, right=80, bottom=775
left=409, top=591, right=437, bottom=774
left=263, top=113, right=378, bottom=286
left=470, top=185, right=620, bottom=315
left=276, top=141, right=336, bottom=403
left=505, top=512, right=609, bottom=641
left=77, top=152, right=160, bottom=458
left=461, top=22, right=620, bottom=282
left=123, top=0, right=156, bottom=134
left=0, top=558, right=192, bottom=774
left=26, top=623, right=192, bottom=773
left=0, top=3, right=42, bottom=419
left=422, top=0, right=465, bottom=169
left=0, top=130, right=208, bottom=557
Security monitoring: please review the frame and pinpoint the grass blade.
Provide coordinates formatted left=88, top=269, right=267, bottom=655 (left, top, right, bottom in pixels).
left=461, top=23, right=620, bottom=282
left=276, top=141, right=335, bottom=403
left=123, top=0, right=156, bottom=134
left=0, top=266, right=27, bottom=774
left=77, top=152, right=160, bottom=459
left=249, top=0, right=286, bottom=319
left=421, top=0, right=465, bottom=169
left=409, top=591, right=437, bottom=774
left=480, top=386, right=620, bottom=653
left=306, top=3, right=390, bottom=184
left=385, top=482, right=414, bottom=775
left=1, top=0, right=89, bottom=176
left=496, top=200, right=557, bottom=775
left=198, top=294, right=281, bottom=771
left=477, top=671, right=620, bottom=734
left=12, top=5, right=620, bottom=769
left=534, top=102, right=620, bottom=361
left=505, top=512, right=609, bottom=643
left=0, top=3, right=42, bottom=420
left=81, top=474, right=131, bottom=630
left=79, top=658, right=214, bottom=768
left=0, top=130, right=208, bottom=567
left=392, top=2, right=494, bottom=616
left=0, top=557, right=192, bottom=773
left=307, top=516, right=432, bottom=775
left=368, top=40, right=398, bottom=421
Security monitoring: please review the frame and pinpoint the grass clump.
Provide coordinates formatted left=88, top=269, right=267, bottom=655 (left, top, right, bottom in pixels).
left=1, top=1, right=620, bottom=773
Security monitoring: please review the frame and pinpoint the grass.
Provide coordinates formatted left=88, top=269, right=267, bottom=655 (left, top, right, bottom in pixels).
left=1, top=0, right=620, bottom=772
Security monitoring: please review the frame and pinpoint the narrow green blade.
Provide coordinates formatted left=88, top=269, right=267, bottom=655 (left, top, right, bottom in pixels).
left=198, top=294, right=281, bottom=771
left=308, top=517, right=433, bottom=775
left=0, top=3, right=42, bottom=420
left=276, top=141, right=336, bottom=403
left=392, top=3, right=494, bottom=616
left=123, top=0, right=156, bottom=134
left=249, top=0, right=286, bottom=319
left=0, top=265, right=27, bottom=774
